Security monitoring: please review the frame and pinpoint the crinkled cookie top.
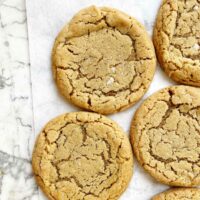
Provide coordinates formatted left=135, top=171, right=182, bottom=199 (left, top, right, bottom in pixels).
left=154, top=0, right=200, bottom=86
left=52, top=6, right=156, bottom=114
left=32, top=112, right=133, bottom=200
left=131, top=86, right=200, bottom=187
left=152, top=188, right=200, bottom=200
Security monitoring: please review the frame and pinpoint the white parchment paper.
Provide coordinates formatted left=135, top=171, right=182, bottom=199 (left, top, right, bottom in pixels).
left=26, top=0, right=174, bottom=199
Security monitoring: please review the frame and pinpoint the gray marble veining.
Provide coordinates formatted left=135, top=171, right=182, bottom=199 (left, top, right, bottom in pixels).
left=0, top=0, right=38, bottom=199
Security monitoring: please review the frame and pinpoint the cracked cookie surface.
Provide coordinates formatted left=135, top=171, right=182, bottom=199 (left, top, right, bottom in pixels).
left=152, top=188, right=200, bottom=200
left=52, top=6, right=156, bottom=114
left=32, top=112, right=133, bottom=200
left=131, top=86, right=200, bottom=186
left=154, top=0, right=200, bottom=86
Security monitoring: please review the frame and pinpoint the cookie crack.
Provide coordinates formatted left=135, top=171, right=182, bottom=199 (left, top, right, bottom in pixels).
left=136, top=88, right=200, bottom=185
left=54, top=9, right=155, bottom=111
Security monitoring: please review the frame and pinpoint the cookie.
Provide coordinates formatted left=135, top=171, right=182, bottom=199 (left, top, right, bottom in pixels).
left=152, top=188, right=200, bottom=200
left=154, top=0, right=200, bottom=86
left=52, top=6, right=156, bottom=114
left=131, top=85, right=200, bottom=187
left=32, top=112, right=133, bottom=200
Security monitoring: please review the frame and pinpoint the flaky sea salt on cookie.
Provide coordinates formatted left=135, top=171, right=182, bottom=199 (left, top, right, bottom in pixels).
left=32, top=112, right=133, bottom=200
left=131, top=85, right=200, bottom=187
left=52, top=6, right=156, bottom=114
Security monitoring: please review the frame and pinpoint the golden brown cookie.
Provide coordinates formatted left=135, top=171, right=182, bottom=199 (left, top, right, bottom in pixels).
left=152, top=188, right=200, bottom=200
left=154, top=0, right=200, bottom=86
left=131, top=85, right=200, bottom=187
left=52, top=6, right=156, bottom=114
left=32, top=112, right=133, bottom=200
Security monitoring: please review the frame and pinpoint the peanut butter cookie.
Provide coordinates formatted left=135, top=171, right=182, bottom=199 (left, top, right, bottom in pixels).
left=52, top=6, right=156, bottom=114
left=152, top=188, right=200, bottom=200
left=131, top=86, right=200, bottom=187
left=154, top=0, right=200, bottom=86
left=32, top=112, right=133, bottom=200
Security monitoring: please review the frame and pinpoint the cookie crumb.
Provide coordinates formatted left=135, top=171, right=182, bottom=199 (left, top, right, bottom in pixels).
left=194, top=5, right=199, bottom=10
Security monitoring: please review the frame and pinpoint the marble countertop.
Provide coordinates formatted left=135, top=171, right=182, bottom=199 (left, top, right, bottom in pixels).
left=0, top=0, right=38, bottom=199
